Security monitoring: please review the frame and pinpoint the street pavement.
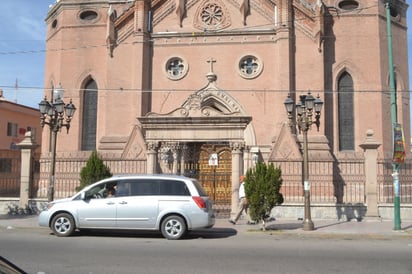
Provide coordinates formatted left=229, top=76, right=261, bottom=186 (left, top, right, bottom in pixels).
left=1, top=214, right=411, bottom=238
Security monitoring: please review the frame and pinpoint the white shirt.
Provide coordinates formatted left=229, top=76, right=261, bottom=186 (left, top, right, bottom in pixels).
left=239, top=182, right=245, bottom=199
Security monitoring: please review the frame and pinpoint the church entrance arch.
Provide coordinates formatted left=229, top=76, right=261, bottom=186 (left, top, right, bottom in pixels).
left=138, top=70, right=252, bottom=217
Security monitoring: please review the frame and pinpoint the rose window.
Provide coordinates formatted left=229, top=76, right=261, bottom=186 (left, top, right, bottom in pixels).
left=201, top=4, right=223, bottom=26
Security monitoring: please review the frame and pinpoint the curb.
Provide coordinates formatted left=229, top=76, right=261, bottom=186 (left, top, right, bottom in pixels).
left=1, top=215, right=411, bottom=238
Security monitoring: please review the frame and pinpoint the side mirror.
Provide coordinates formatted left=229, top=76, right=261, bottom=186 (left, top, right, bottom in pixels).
left=80, top=192, right=86, bottom=200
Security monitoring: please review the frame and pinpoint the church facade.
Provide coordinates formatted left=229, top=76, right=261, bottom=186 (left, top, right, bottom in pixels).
left=39, top=0, right=411, bottom=219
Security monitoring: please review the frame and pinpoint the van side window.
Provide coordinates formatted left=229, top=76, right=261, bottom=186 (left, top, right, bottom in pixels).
left=87, top=183, right=106, bottom=199
left=130, top=180, right=158, bottom=196
left=159, top=180, right=190, bottom=196
left=116, top=180, right=131, bottom=197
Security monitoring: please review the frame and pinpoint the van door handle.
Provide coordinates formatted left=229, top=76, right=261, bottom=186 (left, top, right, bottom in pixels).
left=106, top=201, right=115, bottom=205
left=118, top=201, right=128, bottom=205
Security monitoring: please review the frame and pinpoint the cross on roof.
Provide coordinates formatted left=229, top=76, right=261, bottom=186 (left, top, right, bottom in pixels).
left=207, top=58, right=216, bottom=73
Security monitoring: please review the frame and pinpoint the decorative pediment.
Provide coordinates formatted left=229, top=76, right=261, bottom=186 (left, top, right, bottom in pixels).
left=122, top=125, right=146, bottom=159
left=269, top=123, right=334, bottom=161
left=269, top=123, right=302, bottom=161
left=152, top=0, right=277, bottom=30
left=147, top=62, right=245, bottom=118
left=139, top=60, right=252, bottom=143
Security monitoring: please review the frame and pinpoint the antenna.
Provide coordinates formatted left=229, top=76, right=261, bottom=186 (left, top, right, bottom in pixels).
left=14, top=78, right=18, bottom=103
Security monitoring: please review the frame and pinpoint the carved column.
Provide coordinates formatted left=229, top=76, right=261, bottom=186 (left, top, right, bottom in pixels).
left=170, top=142, right=181, bottom=175
left=16, top=131, right=37, bottom=208
left=359, top=130, right=381, bottom=219
left=146, top=141, right=158, bottom=174
left=180, top=143, right=187, bottom=175
left=230, top=142, right=244, bottom=217
left=243, top=145, right=251, bottom=172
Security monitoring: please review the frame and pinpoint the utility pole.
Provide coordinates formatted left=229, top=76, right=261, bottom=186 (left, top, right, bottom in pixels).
left=385, top=1, right=401, bottom=230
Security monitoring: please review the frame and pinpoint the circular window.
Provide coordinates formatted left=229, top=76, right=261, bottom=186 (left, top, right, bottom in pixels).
left=338, top=0, right=359, bottom=11
left=79, top=10, right=98, bottom=21
left=201, top=4, right=223, bottom=27
left=238, top=55, right=263, bottom=79
left=165, top=57, right=188, bottom=80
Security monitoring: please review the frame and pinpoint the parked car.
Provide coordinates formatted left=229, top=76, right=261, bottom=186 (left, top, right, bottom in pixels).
left=38, top=174, right=215, bottom=240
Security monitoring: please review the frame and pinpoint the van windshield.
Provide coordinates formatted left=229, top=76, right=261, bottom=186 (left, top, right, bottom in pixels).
left=191, top=179, right=208, bottom=196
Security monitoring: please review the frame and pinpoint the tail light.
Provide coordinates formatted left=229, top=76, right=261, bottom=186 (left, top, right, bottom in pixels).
left=192, top=196, right=207, bottom=210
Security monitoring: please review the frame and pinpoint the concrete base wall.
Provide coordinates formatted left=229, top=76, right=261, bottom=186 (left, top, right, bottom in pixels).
left=271, top=203, right=412, bottom=221
left=0, top=198, right=47, bottom=215
left=1, top=199, right=411, bottom=221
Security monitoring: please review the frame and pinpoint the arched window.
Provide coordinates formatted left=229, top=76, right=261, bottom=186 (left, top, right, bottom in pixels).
left=338, top=72, right=354, bottom=151
left=81, top=79, right=98, bottom=151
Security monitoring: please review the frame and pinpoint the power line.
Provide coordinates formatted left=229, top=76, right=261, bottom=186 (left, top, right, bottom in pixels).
left=0, top=85, right=411, bottom=93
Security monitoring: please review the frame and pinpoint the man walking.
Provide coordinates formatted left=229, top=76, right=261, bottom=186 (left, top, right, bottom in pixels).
left=229, top=175, right=254, bottom=225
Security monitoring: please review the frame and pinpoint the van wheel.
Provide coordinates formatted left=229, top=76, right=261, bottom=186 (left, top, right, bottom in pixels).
left=51, top=213, right=75, bottom=237
left=161, top=215, right=187, bottom=240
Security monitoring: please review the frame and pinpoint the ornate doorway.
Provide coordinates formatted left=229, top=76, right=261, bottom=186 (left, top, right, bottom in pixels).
left=183, top=143, right=232, bottom=217
left=138, top=68, right=253, bottom=218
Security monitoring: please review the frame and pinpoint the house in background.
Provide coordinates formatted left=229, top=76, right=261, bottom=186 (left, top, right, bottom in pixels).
left=0, top=89, right=41, bottom=150
left=0, top=89, right=41, bottom=198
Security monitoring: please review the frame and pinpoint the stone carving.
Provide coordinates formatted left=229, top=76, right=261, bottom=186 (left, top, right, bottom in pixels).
left=146, top=141, right=158, bottom=153
left=194, top=0, right=231, bottom=31
left=146, top=59, right=245, bottom=118
left=240, top=0, right=250, bottom=25
left=106, top=5, right=117, bottom=57
left=175, top=0, right=186, bottom=27
left=230, top=142, right=245, bottom=152
left=269, top=123, right=302, bottom=161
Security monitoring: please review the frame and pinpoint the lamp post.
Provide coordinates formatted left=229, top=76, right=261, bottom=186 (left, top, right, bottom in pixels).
left=284, top=91, right=323, bottom=231
left=39, top=84, right=76, bottom=202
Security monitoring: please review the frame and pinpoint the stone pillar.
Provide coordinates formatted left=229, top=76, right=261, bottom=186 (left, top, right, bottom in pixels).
left=359, top=130, right=381, bottom=219
left=243, top=146, right=251, bottom=171
left=146, top=142, right=158, bottom=174
left=16, top=131, right=37, bottom=208
left=230, top=142, right=244, bottom=217
left=180, top=144, right=187, bottom=175
left=170, top=143, right=180, bottom=175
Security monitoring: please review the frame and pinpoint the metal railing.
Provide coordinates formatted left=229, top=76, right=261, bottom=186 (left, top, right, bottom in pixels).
left=2, top=150, right=412, bottom=205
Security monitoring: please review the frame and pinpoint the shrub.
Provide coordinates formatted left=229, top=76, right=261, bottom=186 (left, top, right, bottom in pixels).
left=244, top=162, right=283, bottom=230
left=76, top=151, right=112, bottom=191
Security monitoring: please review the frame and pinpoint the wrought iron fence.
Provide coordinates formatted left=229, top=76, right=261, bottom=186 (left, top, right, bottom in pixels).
left=39, top=155, right=147, bottom=199
left=278, top=157, right=412, bottom=205
left=4, top=149, right=412, bottom=205
left=0, top=150, right=20, bottom=197
left=378, top=159, right=412, bottom=203
left=273, top=159, right=365, bottom=204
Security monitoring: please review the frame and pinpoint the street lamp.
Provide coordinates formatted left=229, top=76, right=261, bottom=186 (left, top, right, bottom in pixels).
left=284, top=91, right=323, bottom=231
left=39, top=84, right=76, bottom=202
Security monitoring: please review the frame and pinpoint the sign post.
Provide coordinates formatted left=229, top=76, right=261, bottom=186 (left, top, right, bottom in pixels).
left=209, top=153, right=218, bottom=201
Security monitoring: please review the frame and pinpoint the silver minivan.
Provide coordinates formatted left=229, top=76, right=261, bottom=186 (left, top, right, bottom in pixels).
left=38, top=175, right=215, bottom=239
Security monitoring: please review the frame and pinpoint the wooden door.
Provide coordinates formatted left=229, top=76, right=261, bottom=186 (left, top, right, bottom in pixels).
left=182, top=143, right=232, bottom=217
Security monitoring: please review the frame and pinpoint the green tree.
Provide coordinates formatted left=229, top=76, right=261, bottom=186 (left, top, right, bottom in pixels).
left=244, top=162, right=284, bottom=230
left=76, top=151, right=112, bottom=191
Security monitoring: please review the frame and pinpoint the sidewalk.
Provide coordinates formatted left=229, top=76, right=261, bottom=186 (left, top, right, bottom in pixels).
left=1, top=214, right=411, bottom=238
left=215, top=218, right=412, bottom=237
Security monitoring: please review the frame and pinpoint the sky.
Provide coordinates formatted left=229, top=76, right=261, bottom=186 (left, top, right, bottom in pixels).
left=0, top=1, right=412, bottom=110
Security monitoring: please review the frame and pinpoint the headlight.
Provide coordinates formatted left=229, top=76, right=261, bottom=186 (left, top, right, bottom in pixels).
left=46, top=203, right=55, bottom=210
